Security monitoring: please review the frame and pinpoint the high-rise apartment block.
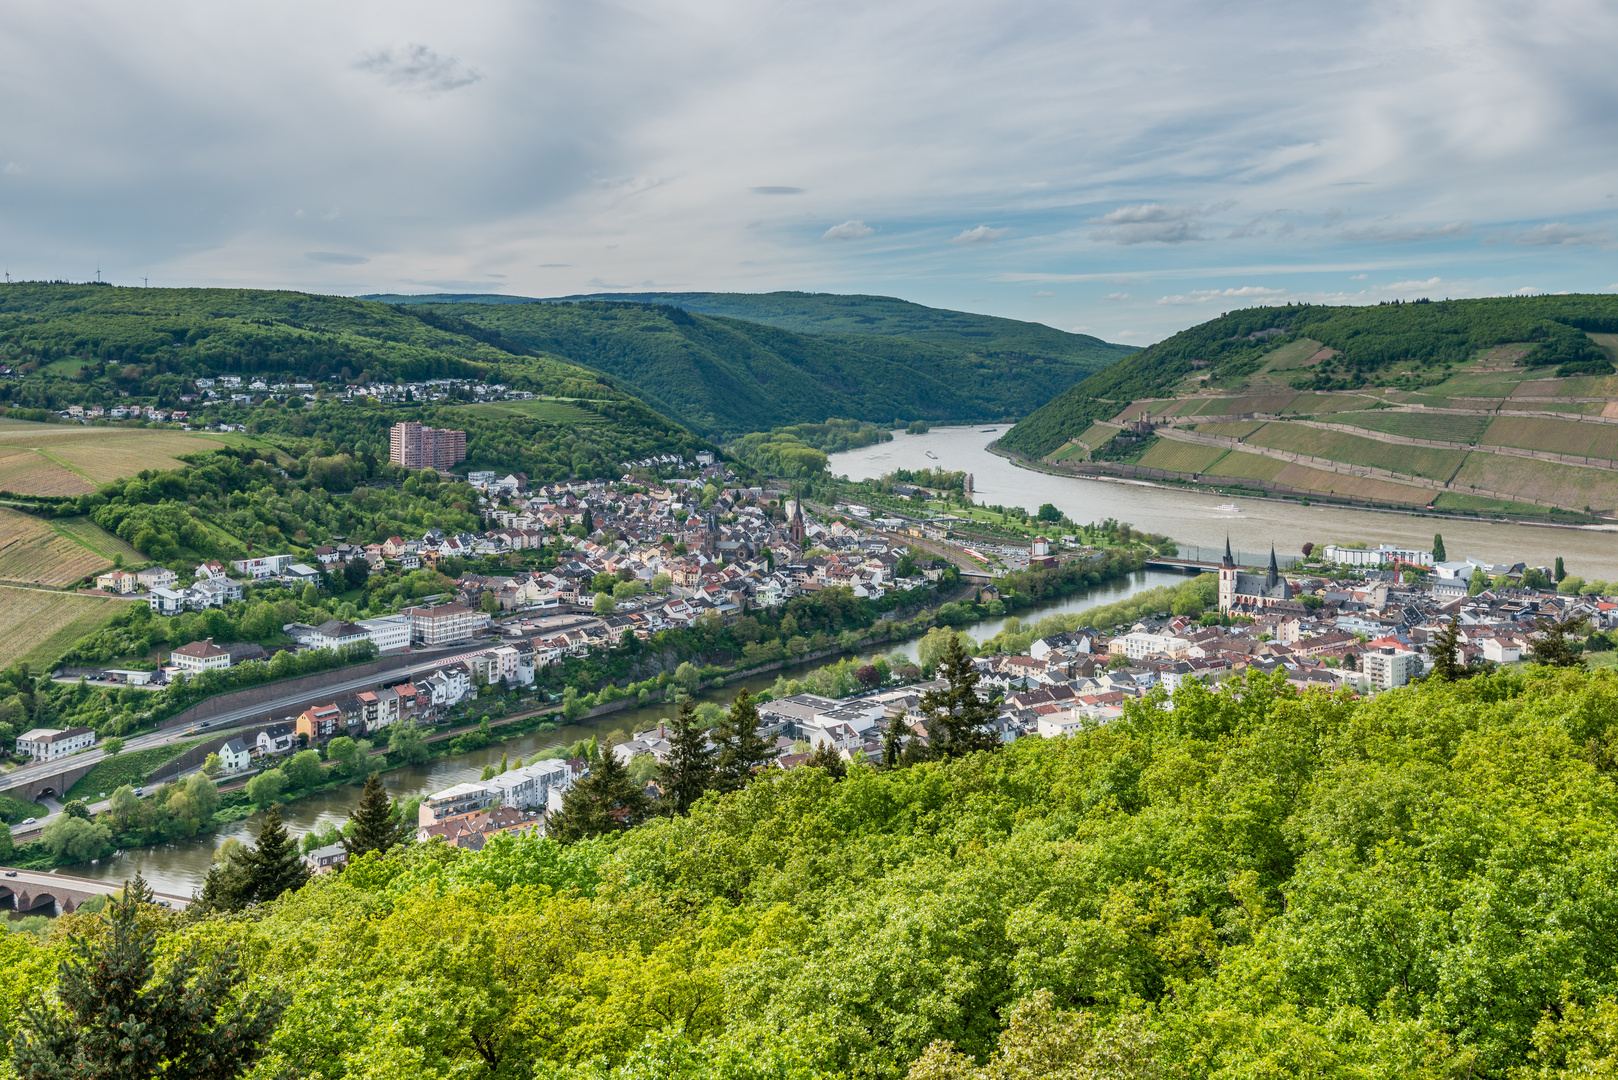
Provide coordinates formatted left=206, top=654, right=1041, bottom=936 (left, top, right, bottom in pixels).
left=389, top=422, right=467, bottom=470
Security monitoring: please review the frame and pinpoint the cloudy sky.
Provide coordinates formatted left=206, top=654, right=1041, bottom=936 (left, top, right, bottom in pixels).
left=3, top=0, right=1617, bottom=343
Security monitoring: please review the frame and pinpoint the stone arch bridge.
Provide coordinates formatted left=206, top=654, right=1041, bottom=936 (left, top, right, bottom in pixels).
left=0, top=868, right=191, bottom=913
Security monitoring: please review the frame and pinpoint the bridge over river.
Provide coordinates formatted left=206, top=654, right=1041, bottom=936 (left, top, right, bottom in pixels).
left=0, top=867, right=191, bottom=913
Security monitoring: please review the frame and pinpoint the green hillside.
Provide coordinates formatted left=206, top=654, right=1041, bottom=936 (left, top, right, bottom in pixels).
left=10, top=667, right=1618, bottom=1077
left=364, top=291, right=1136, bottom=436
left=1001, top=295, right=1618, bottom=519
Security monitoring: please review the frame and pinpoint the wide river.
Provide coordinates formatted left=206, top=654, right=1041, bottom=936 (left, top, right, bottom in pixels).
left=833, top=426, right=1618, bottom=581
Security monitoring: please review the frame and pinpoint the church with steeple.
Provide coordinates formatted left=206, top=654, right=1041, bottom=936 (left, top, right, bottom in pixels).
left=1217, top=537, right=1292, bottom=614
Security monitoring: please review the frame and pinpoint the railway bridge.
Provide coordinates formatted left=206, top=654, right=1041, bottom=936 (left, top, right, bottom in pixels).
left=0, top=867, right=191, bottom=913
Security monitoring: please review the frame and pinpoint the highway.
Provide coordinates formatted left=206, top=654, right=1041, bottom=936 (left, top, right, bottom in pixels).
left=0, top=641, right=501, bottom=799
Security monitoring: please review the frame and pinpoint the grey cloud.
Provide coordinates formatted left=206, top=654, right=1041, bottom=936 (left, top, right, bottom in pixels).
left=355, top=44, right=483, bottom=94
left=305, top=252, right=369, bottom=265
left=1339, top=221, right=1470, bottom=242
left=1512, top=223, right=1609, bottom=246
left=1087, top=202, right=1231, bottom=245
left=752, top=186, right=805, bottom=195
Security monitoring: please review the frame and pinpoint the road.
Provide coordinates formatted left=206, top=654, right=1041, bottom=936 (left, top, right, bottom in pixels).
left=0, top=641, right=502, bottom=800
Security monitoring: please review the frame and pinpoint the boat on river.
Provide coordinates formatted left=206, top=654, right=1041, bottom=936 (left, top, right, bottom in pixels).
left=1216, top=503, right=1242, bottom=512
left=925, top=450, right=938, bottom=459
left=980, top=428, right=997, bottom=433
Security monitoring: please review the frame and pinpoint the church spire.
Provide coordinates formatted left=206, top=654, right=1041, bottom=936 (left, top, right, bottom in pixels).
left=1222, top=535, right=1234, bottom=568
left=1267, top=545, right=1279, bottom=586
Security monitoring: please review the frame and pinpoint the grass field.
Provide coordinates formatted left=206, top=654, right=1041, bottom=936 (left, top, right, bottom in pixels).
left=50, top=516, right=145, bottom=563
left=0, top=508, right=111, bottom=586
left=1270, top=464, right=1433, bottom=505
left=1245, top=422, right=1468, bottom=482
left=456, top=400, right=602, bottom=424
left=1482, top=416, right=1618, bottom=460
left=1334, top=410, right=1493, bottom=444
left=1431, top=491, right=1555, bottom=516
left=0, top=585, right=127, bottom=669
left=1201, top=450, right=1287, bottom=482
left=1452, top=452, right=1618, bottom=512
left=65, top=739, right=207, bottom=801
left=1135, top=441, right=1229, bottom=474
left=0, top=423, right=230, bottom=495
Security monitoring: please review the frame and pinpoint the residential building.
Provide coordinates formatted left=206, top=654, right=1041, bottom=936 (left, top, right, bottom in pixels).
left=147, top=587, right=187, bottom=616
left=389, top=421, right=467, bottom=470
left=256, top=723, right=298, bottom=756
left=95, top=570, right=140, bottom=594
left=1109, top=632, right=1192, bottom=661
left=403, top=603, right=490, bottom=645
left=310, top=620, right=370, bottom=650
left=295, top=702, right=345, bottom=742
left=232, top=554, right=294, bottom=579
left=15, top=727, right=95, bottom=761
left=418, top=781, right=502, bottom=825
left=1362, top=646, right=1421, bottom=691
left=357, top=614, right=412, bottom=652
left=168, top=638, right=232, bottom=674
left=304, top=844, right=348, bottom=874
left=219, top=738, right=253, bottom=772
left=136, top=566, right=177, bottom=591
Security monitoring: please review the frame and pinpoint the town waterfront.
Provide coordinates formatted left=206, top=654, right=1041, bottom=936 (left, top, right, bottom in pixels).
left=832, top=427, right=1618, bottom=581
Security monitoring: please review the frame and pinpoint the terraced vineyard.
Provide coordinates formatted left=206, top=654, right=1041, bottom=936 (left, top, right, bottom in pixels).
left=0, top=585, right=127, bottom=668
left=0, top=508, right=112, bottom=586
left=0, top=422, right=229, bottom=496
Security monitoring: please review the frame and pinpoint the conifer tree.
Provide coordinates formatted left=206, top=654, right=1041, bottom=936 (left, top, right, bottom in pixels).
left=1529, top=612, right=1590, bottom=668
left=882, top=716, right=907, bottom=769
left=11, top=874, right=287, bottom=1080
left=920, top=634, right=1001, bottom=760
left=806, top=740, right=847, bottom=778
left=1432, top=533, right=1446, bottom=562
left=241, top=804, right=309, bottom=903
left=1556, top=556, right=1567, bottom=583
left=712, top=688, right=776, bottom=792
left=1430, top=616, right=1466, bottom=682
left=345, top=772, right=404, bottom=859
left=659, top=698, right=715, bottom=815
left=551, top=739, right=650, bottom=842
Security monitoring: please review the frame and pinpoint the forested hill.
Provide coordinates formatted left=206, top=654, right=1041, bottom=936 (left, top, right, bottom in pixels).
left=1001, top=294, right=1618, bottom=459
left=363, top=292, right=1136, bottom=436
left=0, top=283, right=708, bottom=479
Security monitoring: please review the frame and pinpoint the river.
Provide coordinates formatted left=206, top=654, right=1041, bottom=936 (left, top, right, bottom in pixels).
left=832, top=426, right=1618, bottom=581
left=57, top=563, right=1181, bottom=895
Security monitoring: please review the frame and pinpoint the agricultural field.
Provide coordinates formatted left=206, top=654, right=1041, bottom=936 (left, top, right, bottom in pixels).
left=1431, top=491, right=1555, bottom=516
left=0, top=422, right=229, bottom=495
left=1244, top=422, right=1469, bottom=482
left=0, top=585, right=127, bottom=669
left=50, top=516, right=145, bottom=563
left=1135, top=440, right=1228, bottom=474
left=1534, top=371, right=1618, bottom=398
left=1193, top=421, right=1266, bottom=439
left=1451, top=453, right=1618, bottom=513
left=0, top=508, right=111, bottom=586
left=456, top=399, right=602, bottom=424
left=1269, top=463, right=1433, bottom=505
left=1481, top=416, right=1618, bottom=460
left=1281, top=392, right=1381, bottom=414
left=1333, top=410, right=1493, bottom=444
left=1076, top=422, right=1117, bottom=448
left=1201, top=450, right=1287, bottom=483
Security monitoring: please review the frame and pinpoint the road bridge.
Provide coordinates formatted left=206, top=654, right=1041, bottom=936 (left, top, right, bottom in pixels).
left=0, top=867, right=191, bottom=913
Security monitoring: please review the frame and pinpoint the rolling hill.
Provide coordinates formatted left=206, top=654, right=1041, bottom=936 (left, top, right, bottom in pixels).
left=362, top=291, right=1136, bottom=436
left=1000, top=295, right=1618, bottom=520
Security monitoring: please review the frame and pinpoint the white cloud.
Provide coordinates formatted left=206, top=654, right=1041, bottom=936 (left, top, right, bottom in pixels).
left=951, top=224, right=1010, bottom=244
left=823, top=220, right=874, bottom=241
left=1511, top=223, right=1609, bottom=246
left=1156, top=285, right=1285, bottom=305
left=1350, top=273, right=1367, bottom=279
left=1510, top=286, right=1543, bottom=296
left=1101, top=292, right=1133, bottom=302
left=354, top=44, right=482, bottom=94
left=1031, top=290, right=1052, bottom=297
left=2, top=162, right=20, bottom=176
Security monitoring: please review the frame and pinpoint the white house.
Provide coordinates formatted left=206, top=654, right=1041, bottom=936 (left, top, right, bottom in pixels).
left=231, top=554, right=294, bottom=579
left=169, top=638, right=233, bottom=674
left=358, top=614, right=412, bottom=653
left=310, top=620, right=370, bottom=651
left=137, top=566, right=177, bottom=591
left=147, top=587, right=187, bottom=616
left=255, top=723, right=298, bottom=756
left=15, top=727, right=95, bottom=761
left=218, top=737, right=253, bottom=772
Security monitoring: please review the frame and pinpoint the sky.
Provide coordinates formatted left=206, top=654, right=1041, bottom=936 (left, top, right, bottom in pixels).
left=3, top=0, right=1618, bottom=344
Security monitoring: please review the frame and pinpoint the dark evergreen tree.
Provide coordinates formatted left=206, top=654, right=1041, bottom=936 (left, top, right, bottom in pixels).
left=1432, top=533, right=1446, bottom=562
left=1556, top=556, right=1567, bottom=582
left=919, top=634, right=1001, bottom=760
left=345, top=772, right=404, bottom=859
left=198, top=805, right=309, bottom=913
left=806, top=740, right=847, bottom=779
left=881, top=716, right=907, bottom=769
left=550, top=739, right=650, bottom=842
left=581, top=505, right=594, bottom=534
left=11, top=874, right=286, bottom=1080
left=1430, top=616, right=1467, bottom=682
left=659, top=698, right=715, bottom=815
left=711, top=688, right=776, bottom=792
left=1529, top=613, right=1590, bottom=668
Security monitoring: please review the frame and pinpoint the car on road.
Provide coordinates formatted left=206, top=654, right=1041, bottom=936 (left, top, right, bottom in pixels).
left=4, top=871, right=16, bottom=877
left=21, top=817, right=35, bottom=825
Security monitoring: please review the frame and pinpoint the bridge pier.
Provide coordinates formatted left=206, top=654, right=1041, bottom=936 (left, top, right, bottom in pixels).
left=0, top=883, right=88, bottom=914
